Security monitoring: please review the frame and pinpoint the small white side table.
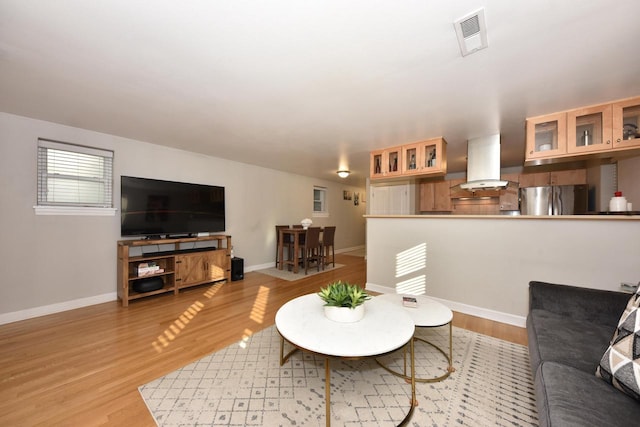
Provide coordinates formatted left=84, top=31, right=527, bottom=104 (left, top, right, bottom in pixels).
left=275, top=293, right=416, bottom=427
left=377, top=293, right=455, bottom=382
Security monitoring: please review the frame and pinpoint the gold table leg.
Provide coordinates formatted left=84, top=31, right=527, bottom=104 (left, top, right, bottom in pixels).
left=325, top=357, right=331, bottom=427
left=377, top=322, right=455, bottom=383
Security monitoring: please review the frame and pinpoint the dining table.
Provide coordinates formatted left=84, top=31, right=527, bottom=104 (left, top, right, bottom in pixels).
left=278, top=227, right=323, bottom=273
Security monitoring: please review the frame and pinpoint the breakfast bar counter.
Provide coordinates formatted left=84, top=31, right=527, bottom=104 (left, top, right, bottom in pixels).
left=365, top=214, right=640, bottom=220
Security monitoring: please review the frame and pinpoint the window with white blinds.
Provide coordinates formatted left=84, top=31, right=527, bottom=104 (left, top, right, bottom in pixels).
left=37, top=139, right=114, bottom=209
left=313, top=186, right=329, bottom=217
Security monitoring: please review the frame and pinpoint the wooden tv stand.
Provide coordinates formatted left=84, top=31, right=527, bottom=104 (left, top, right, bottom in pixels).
left=117, top=235, right=231, bottom=307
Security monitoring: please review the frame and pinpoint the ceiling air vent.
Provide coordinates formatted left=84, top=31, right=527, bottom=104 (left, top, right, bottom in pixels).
left=454, top=9, right=488, bottom=57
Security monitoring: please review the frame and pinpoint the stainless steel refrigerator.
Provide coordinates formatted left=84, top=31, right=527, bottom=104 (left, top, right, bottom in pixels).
left=520, top=185, right=588, bottom=215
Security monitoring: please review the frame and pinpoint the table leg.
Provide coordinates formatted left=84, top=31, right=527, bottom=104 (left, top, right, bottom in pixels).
left=410, top=337, right=417, bottom=406
left=280, top=335, right=284, bottom=365
left=278, top=230, right=284, bottom=270
left=325, top=357, right=331, bottom=427
left=293, top=232, right=300, bottom=274
left=447, top=321, right=455, bottom=373
left=279, top=335, right=298, bottom=366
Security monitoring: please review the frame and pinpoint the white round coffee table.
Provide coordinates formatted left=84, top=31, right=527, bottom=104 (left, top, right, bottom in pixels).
left=275, top=293, right=416, bottom=427
left=377, top=293, right=454, bottom=382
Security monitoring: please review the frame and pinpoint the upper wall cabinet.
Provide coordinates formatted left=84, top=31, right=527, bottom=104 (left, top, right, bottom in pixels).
left=370, top=145, right=402, bottom=180
left=566, top=103, right=613, bottom=154
left=525, top=112, right=567, bottom=160
left=401, top=138, right=447, bottom=177
left=525, top=96, right=640, bottom=165
left=371, top=137, right=447, bottom=180
left=612, top=97, right=640, bottom=149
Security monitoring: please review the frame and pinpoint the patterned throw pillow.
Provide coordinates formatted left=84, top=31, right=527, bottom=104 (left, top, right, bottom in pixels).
left=596, top=287, right=640, bottom=400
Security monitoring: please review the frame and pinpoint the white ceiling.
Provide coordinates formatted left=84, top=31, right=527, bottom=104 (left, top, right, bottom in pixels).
left=2, top=0, right=640, bottom=186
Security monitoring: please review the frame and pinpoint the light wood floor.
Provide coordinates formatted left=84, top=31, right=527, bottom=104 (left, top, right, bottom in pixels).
left=0, top=253, right=527, bottom=426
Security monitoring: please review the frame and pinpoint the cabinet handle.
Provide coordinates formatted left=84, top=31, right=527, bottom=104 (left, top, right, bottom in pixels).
left=606, top=140, right=611, bottom=144
left=529, top=150, right=533, bottom=155
left=617, top=138, right=621, bottom=143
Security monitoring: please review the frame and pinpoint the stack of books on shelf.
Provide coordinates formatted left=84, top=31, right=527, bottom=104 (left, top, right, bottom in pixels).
left=137, top=262, right=164, bottom=277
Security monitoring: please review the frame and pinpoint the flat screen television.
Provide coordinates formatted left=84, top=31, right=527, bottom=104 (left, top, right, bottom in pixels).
left=120, top=176, right=225, bottom=238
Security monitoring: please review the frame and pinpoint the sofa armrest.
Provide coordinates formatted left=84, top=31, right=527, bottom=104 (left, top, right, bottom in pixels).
left=528, top=281, right=629, bottom=325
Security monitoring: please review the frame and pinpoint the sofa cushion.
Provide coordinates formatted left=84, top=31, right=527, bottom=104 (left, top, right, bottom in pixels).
left=596, top=288, right=640, bottom=401
left=536, top=361, right=640, bottom=427
left=528, top=308, right=615, bottom=374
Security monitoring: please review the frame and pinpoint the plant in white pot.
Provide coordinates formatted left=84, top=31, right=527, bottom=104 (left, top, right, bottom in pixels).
left=318, top=281, right=371, bottom=323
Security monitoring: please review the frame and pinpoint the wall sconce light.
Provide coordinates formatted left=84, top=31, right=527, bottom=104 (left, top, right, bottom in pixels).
left=337, top=170, right=350, bottom=178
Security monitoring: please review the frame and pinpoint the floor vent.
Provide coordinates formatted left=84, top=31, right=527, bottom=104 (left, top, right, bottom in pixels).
left=454, top=9, right=488, bottom=57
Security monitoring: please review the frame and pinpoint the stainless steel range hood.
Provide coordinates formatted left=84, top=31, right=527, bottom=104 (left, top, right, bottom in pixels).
left=460, top=134, right=508, bottom=191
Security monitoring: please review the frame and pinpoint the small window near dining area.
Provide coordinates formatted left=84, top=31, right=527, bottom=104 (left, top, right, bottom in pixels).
left=313, top=186, right=328, bottom=217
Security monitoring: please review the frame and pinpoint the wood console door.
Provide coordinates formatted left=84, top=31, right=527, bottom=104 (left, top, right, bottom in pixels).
left=175, top=250, right=229, bottom=289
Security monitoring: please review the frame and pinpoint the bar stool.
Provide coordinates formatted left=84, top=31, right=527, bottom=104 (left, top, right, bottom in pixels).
left=320, top=226, right=336, bottom=268
left=300, top=227, right=322, bottom=274
left=275, top=225, right=291, bottom=268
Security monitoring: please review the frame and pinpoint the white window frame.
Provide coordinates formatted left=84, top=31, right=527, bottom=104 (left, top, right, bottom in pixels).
left=34, top=139, right=116, bottom=216
left=312, top=186, right=329, bottom=217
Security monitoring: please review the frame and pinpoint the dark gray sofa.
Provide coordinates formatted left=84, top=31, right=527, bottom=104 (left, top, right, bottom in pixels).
left=527, top=280, right=640, bottom=426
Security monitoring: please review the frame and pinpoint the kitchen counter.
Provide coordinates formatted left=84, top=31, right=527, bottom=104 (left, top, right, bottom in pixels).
left=365, top=214, right=640, bottom=220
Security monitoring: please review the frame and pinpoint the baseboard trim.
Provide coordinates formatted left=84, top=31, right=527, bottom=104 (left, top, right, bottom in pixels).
left=0, top=292, right=117, bottom=326
left=365, top=282, right=526, bottom=328
left=336, top=245, right=365, bottom=254
left=245, top=262, right=274, bottom=272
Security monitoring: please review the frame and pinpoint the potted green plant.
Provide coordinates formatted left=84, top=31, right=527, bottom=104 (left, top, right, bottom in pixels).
left=317, top=281, right=371, bottom=322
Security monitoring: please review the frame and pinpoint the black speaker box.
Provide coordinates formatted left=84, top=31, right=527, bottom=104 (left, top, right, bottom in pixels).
left=231, top=257, right=244, bottom=281
left=132, top=276, right=164, bottom=293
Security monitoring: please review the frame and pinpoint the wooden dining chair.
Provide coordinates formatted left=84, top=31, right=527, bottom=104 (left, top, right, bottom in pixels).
left=275, top=225, right=291, bottom=268
left=301, top=227, right=322, bottom=274
left=291, top=224, right=305, bottom=263
left=320, top=226, right=336, bottom=268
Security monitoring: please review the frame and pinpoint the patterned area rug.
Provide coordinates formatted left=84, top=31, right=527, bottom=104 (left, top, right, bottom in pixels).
left=139, top=325, right=538, bottom=426
left=256, top=264, right=344, bottom=281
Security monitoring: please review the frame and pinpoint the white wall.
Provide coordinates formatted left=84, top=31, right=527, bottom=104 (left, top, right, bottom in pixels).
left=366, top=216, right=640, bottom=326
left=0, top=112, right=366, bottom=321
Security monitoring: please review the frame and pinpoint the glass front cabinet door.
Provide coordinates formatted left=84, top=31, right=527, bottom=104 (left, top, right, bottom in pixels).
left=401, top=138, right=447, bottom=176
left=370, top=146, right=402, bottom=179
left=612, top=96, right=640, bottom=150
left=567, top=104, right=613, bottom=154
left=525, top=112, right=567, bottom=160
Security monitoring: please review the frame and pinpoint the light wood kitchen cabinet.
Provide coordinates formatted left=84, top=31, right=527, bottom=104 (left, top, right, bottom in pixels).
left=612, top=96, right=640, bottom=150
left=550, top=169, right=587, bottom=185
left=525, top=112, right=567, bottom=160
left=401, top=138, right=447, bottom=177
left=525, top=96, right=640, bottom=165
left=519, top=169, right=586, bottom=187
left=518, top=172, right=550, bottom=188
left=371, top=138, right=447, bottom=180
left=567, top=103, right=612, bottom=154
left=419, top=179, right=452, bottom=212
left=370, top=146, right=402, bottom=180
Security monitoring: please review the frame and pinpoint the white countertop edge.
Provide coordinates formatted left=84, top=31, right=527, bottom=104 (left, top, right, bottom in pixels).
left=364, top=214, right=640, bottom=220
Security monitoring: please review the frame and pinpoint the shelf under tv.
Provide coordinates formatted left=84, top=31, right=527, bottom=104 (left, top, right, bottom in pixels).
left=117, top=235, right=232, bottom=307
